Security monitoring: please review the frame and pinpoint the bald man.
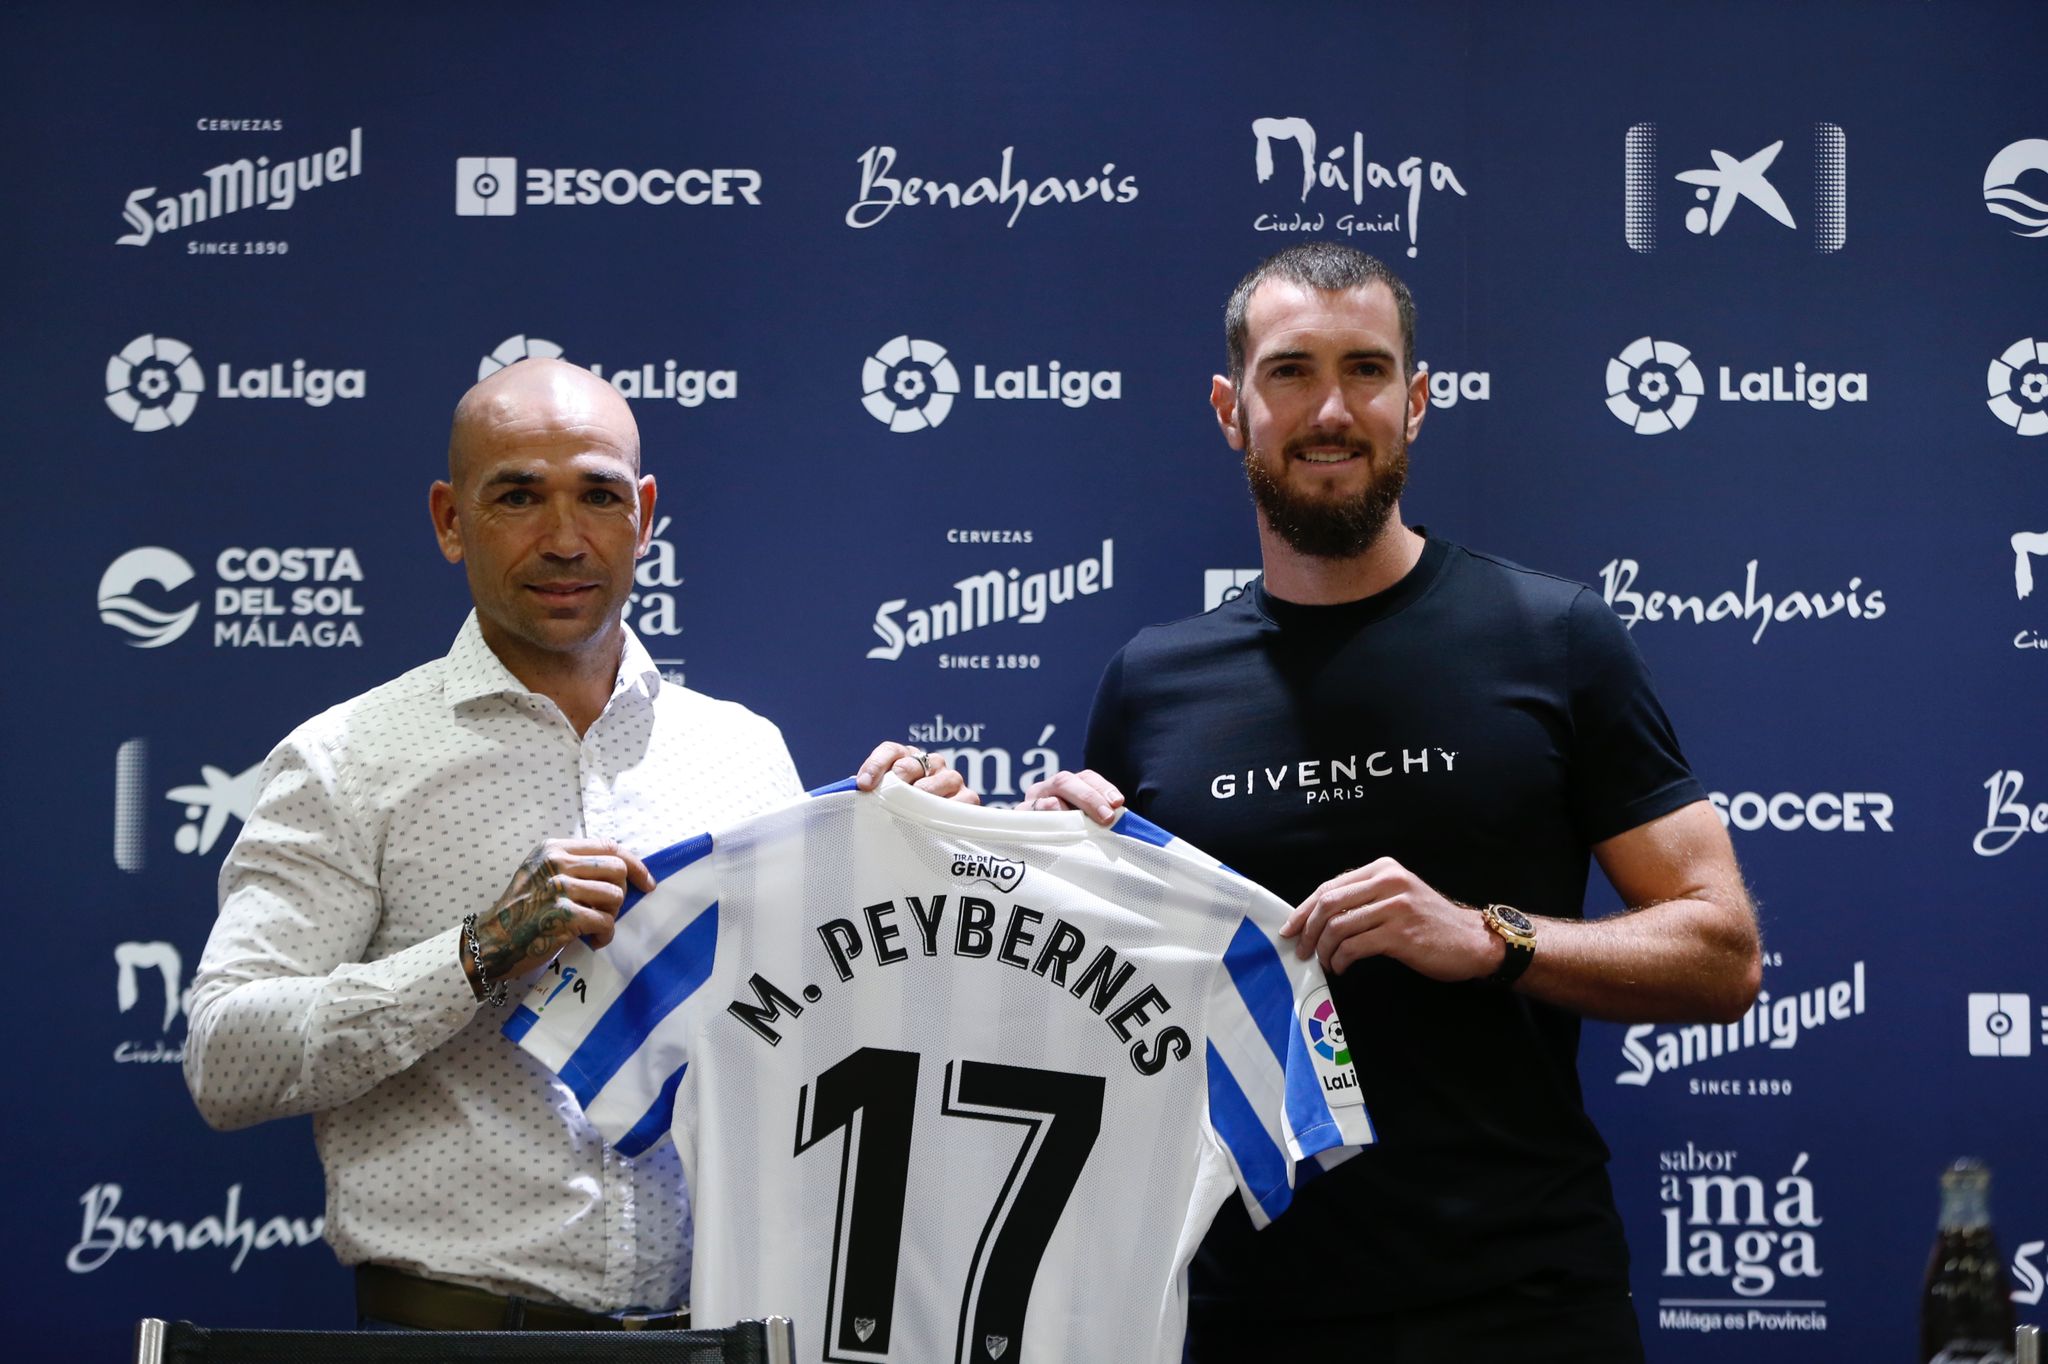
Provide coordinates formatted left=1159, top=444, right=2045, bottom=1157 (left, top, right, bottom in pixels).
left=185, top=359, right=961, bottom=1331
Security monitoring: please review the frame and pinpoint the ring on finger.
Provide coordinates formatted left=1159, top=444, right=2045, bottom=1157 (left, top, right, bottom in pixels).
left=906, top=747, right=931, bottom=778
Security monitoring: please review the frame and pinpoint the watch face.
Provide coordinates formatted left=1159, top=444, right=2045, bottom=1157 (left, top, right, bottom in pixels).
left=1491, top=905, right=1534, bottom=937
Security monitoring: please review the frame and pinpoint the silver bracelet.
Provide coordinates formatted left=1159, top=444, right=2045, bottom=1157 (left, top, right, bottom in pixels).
left=462, top=913, right=507, bottom=1006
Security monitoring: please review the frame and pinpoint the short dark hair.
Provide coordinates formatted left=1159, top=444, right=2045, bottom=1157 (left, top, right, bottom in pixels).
left=1224, top=243, right=1418, bottom=386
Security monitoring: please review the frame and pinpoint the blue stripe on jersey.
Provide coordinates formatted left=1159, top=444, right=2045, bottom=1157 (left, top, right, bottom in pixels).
left=619, top=832, right=715, bottom=920
left=1206, top=1041, right=1290, bottom=1224
left=559, top=902, right=721, bottom=1110
left=615, top=1062, right=688, bottom=1159
left=504, top=1004, right=539, bottom=1044
left=808, top=776, right=861, bottom=797
left=1221, top=917, right=1292, bottom=1067
left=1108, top=809, right=1173, bottom=847
left=1283, top=996, right=1347, bottom=1157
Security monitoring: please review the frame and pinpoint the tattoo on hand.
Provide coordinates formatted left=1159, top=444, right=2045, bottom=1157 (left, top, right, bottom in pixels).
left=478, top=848, right=576, bottom=979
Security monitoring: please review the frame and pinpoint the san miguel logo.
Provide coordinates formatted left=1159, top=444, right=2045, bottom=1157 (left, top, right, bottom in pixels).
left=951, top=853, right=1025, bottom=894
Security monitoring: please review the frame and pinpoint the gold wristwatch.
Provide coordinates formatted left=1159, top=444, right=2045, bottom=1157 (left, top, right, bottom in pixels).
left=1479, top=903, right=1536, bottom=986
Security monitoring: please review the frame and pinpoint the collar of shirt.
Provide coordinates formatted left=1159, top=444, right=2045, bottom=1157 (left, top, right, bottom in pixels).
left=439, top=611, right=664, bottom=711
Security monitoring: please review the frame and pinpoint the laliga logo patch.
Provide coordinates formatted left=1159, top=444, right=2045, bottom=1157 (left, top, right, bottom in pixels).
left=950, top=853, right=1025, bottom=894
left=1300, top=986, right=1363, bottom=1106
left=106, top=335, right=204, bottom=431
left=863, top=335, right=961, bottom=432
left=1606, top=336, right=1704, bottom=434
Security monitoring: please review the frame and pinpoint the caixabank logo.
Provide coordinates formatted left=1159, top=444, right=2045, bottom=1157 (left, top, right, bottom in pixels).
left=1986, top=336, right=2048, bottom=436
left=1604, top=335, right=1866, bottom=434
left=455, top=157, right=761, bottom=214
left=98, top=544, right=366, bottom=650
left=1624, top=122, right=1845, bottom=254
left=859, top=336, right=1121, bottom=433
left=478, top=335, right=736, bottom=407
left=105, top=333, right=366, bottom=431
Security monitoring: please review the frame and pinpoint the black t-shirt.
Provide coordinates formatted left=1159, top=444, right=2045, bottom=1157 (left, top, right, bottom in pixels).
left=1083, top=532, right=1704, bottom=1318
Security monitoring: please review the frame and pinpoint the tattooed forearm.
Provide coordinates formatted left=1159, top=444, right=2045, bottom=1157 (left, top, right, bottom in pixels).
left=476, top=848, right=577, bottom=979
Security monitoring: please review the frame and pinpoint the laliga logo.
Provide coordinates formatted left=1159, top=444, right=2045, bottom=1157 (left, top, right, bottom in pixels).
left=106, top=335, right=204, bottom=431
left=1987, top=336, right=2048, bottom=436
left=862, top=335, right=961, bottom=432
left=98, top=548, right=199, bottom=648
left=1983, top=139, right=2048, bottom=238
left=478, top=334, right=565, bottom=380
left=1606, top=337, right=1705, bottom=434
left=480, top=335, right=737, bottom=406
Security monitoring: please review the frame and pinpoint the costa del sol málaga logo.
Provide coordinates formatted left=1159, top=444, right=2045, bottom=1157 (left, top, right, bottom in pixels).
left=98, top=547, right=199, bottom=648
left=1984, top=139, right=2048, bottom=238
left=1605, top=336, right=1706, bottom=435
left=479, top=334, right=564, bottom=381
left=861, top=335, right=961, bottom=432
left=106, top=335, right=204, bottom=431
left=1988, top=337, right=2048, bottom=436
left=1307, top=998, right=1349, bottom=1065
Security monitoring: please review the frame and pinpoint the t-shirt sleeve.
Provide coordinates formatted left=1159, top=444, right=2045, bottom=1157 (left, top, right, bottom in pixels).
left=1080, top=647, right=1132, bottom=790
left=504, top=832, right=721, bottom=1157
left=1204, top=908, right=1377, bottom=1231
left=1564, top=588, right=1707, bottom=844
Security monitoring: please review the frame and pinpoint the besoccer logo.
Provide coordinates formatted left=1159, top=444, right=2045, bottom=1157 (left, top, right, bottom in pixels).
left=98, top=547, right=199, bottom=648
left=1307, top=998, right=1348, bottom=1065
left=1605, top=336, right=1705, bottom=435
left=861, top=335, right=961, bottom=433
left=479, top=334, right=565, bottom=381
left=1987, top=337, right=2048, bottom=436
left=106, top=335, right=204, bottom=432
left=1967, top=992, right=2035, bottom=1057
left=456, top=157, right=518, bottom=216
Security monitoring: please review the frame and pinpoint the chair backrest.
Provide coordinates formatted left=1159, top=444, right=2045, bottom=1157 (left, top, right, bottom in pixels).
left=135, top=1316, right=795, bottom=1364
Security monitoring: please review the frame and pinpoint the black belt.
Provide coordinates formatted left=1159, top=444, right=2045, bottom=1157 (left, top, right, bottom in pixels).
left=355, top=1264, right=691, bottom=1331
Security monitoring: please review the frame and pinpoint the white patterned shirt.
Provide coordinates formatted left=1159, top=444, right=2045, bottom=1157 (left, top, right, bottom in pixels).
left=183, top=612, right=803, bottom=1313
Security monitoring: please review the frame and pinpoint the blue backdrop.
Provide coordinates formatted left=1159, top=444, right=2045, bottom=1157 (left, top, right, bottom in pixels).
left=6, top=1, right=2045, bottom=1357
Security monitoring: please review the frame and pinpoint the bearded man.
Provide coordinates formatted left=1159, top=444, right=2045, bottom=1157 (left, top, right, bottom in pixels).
left=1029, top=243, right=1760, bottom=1362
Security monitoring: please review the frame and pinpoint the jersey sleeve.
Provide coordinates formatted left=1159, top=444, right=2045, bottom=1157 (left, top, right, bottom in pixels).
left=1564, top=587, right=1708, bottom=844
left=1202, top=909, right=1377, bottom=1231
left=503, top=832, right=721, bottom=1157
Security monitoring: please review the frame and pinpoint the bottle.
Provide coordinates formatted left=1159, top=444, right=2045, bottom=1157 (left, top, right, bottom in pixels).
left=1921, top=1158, right=2017, bottom=1364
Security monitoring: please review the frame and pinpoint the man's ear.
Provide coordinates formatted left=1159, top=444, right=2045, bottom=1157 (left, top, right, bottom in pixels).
left=1405, top=367, right=1429, bottom=442
left=1211, top=375, right=1243, bottom=451
left=429, top=481, right=463, bottom=564
left=635, top=475, right=658, bottom=557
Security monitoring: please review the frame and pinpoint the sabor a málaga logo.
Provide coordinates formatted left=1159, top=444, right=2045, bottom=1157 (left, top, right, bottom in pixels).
left=1987, top=336, right=2048, bottom=436
left=106, top=335, right=205, bottom=431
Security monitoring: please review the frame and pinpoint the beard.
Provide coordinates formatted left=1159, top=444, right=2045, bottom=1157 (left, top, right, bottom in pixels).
left=1240, top=419, right=1408, bottom=559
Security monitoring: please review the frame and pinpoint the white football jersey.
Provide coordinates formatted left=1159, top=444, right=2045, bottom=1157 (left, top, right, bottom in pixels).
left=508, top=776, right=1373, bottom=1364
